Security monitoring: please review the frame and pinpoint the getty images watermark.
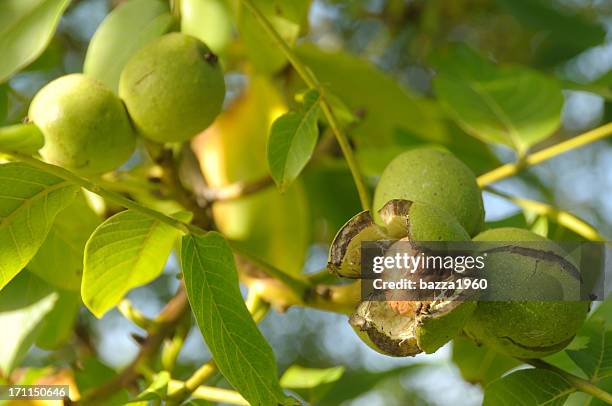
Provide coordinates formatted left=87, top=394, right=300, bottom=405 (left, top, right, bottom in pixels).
left=360, top=240, right=610, bottom=302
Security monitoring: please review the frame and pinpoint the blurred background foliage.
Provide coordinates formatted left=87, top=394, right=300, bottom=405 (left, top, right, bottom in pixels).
left=2, top=0, right=612, bottom=405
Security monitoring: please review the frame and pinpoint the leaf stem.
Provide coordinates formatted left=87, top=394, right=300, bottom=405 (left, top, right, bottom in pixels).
left=0, top=149, right=200, bottom=235
left=231, top=241, right=311, bottom=298
left=525, top=359, right=612, bottom=404
left=118, top=299, right=154, bottom=330
left=168, top=381, right=249, bottom=405
left=485, top=188, right=607, bottom=241
left=0, top=149, right=312, bottom=301
left=239, top=0, right=371, bottom=211
left=477, top=122, right=612, bottom=187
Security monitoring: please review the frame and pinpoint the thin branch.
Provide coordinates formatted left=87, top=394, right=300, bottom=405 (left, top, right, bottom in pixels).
left=199, top=176, right=274, bottom=202
left=485, top=188, right=606, bottom=241
left=477, top=122, right=612, bottom=187
left=118, top=300, right=154, bottom=330
left=231, top=242, right=312, bottom=299
left=525, top=359, right=612, bottom=404
left=167, top=381, right=249, bottom=405
left=239, top=0, right=371, bottom=211
left=77, top=288, right=190, bottom=405
left=0, top=149, right=202, bottom=235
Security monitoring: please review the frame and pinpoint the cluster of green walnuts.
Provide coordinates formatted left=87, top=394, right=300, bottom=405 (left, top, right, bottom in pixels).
left=328, top=148, right=589, bottom=359
left=29, top=33, right=225, bottom=174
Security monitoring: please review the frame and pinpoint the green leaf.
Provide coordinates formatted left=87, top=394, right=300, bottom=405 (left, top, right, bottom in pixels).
left=0, top=162, right=78, bottom=290
left=84, top=0, right=174, bottom=92
left=296, top=45, right=447, bottom=147
left=452, top=337, right=521, bottom=386
left=35, top=289, right=79, bottom=350
left=181, top=0, right=233, bottom=54
left=433, top=45, right=563, bottom=153
left=235, top=0, right=308, bottom=73
left=181, top=232, right=290, bottom=406
left=567, top=319, right=612, bottom=381
left=29, top=191, right=101, bottom=291
left=267, top=90, right=320, bottom=191
left=280, top=365, right=344, bottom=403
left=82, top=210, right=189, bottom=318
left=128, top=371, right=170, bottom=402
left=496, top=0, right=605, bottom=65
left=295, top=45, right=499, bottom=175
left=0, top=0, right=71, bottom=83
left=0, top=271, right=58, bottom=374
left=0, top=124, right=45, bottom=155
left=483, top=369, right=574, bottom=406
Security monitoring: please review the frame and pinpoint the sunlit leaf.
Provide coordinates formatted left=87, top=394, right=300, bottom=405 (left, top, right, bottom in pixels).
left=29, top=191, right=101, bottom=291
left=433, top=45, right=563, bottom=153
left=0, top=124, right=45, bottom=155
left=82, top=210, right=190, bottom=318
left=181, top=232, right=290, bottom=406
left=0, top=271, right=58, bottom=374
left=0, top=162, right=78, bottom=290
left=84, top=0, right=174, bottom=92
left=181, top=0, right=233, bottom=54
left=280, top=365, right=344, bottom=403
left=0, top=0, right=71, bottom=83
left=268, top=90, right=320, bottom=191
left=483, top=369, right=574, bottom=405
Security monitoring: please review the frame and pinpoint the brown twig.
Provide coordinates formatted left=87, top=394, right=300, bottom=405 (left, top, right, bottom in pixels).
left=198, top=176, right=274, bottom=203
left=76, top=288, right=189, bottom=405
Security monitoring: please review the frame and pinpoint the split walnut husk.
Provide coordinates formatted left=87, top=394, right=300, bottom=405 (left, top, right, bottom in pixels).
left=328, top=199, right=477, bottom=357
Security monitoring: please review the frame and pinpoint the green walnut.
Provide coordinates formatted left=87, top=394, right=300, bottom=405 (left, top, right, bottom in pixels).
left=373, top=148, right=484, bottom=236
left=328, top=199, right=476, bottom=357
left=29, top=74, right=136, bottom=174
left=464, top=227, right=589, bottom=358
left=119, top=33, right=225, bottom=143
left=329, top=199, right=470, bottom=278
